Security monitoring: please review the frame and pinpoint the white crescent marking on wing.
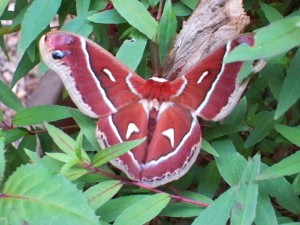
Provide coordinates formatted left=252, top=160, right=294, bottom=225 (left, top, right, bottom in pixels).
left=197, top=71, right=209, bottom=84
left=142, top=112, right=199, bottom=169
left=126, top=73, right=143, bottom=98
left=195, top=41, right=232, bottom=115
left=103, top=68, right=116, bottom=82
left=161, top=128, right=175, bottom=148
left=81, top=38, right=117, bottom=113
left=126, top=122, right=140, bottom=139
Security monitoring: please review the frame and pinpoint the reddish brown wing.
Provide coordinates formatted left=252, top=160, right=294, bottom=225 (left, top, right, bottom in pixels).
left=39, top=31, right=145, bottom=118
left=171, top=34, right=255, bottom=121
left=96, top=101, right=201, bottom=187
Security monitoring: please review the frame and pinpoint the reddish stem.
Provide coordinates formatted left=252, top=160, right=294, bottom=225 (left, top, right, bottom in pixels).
left=82, top=163, right=209, bottom=207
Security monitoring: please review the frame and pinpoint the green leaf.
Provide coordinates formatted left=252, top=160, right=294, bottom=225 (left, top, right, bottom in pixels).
left=159, top=0, right=177, bottom=63
left=192, top=188, right=235, bottom=225
left=0, top=0, right=9, bottom=18
left=44, top=123, right=76, bottom=156
left=257, top=151, right=300, bottom=180
left=0, top=79, right=24, bottom=112
left=12, top=51, right=40, bottom=87
left=76, top=0, right=90, bottom=15
left=181, top=0, right=198, bottom=10
left=260, top=1, right=283, bottom=22
left=213, top=140, right=247, bottom=186
left=114, top=193, right=170, bottom=225
left=204, top=124, right=248, bottom=141
left=111, top=0, right=158, bottom=40
left=275, top=124, right=300, bottom=147
left=197, top=161, right=221, bottom=198
left=3, top=128, right=29, bottom=144
left=226, top=16, right=300, bottom=62
left=85, top=180, right=123, bottom=210
left=13, top=105, right=72, bottom=126
left=88, top=9, right=126, bottom=24
left=62, top=11, right=94, bottom=37
left=260, top=167, right=300, bottom=214
left=116, top=30, right=147, bottom=71
left=0, top=134, right=5, bottom=184
left=92, top=138, right=145, bottom=167
left=244, top=111, right=277, bottom=148
left=160, top=202, right=204, bottom=217
left=275, top=49, right=300, bottom=119
left=201, top=139, right=219, bottom=157
left=0, top=164, right=99, bottom=225
left=69, top=109, right=100, bottom=151
left=97, top=195, right=148, bottom=222
left=231, top=155, right=260, bottom=225
left=18, top=0, right=62, bottom=54
left=255, top=192, right=278, bottom=225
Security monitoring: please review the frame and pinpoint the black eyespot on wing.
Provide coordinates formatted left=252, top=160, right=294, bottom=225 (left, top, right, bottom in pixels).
left=52, top=50, right=65, bottom=60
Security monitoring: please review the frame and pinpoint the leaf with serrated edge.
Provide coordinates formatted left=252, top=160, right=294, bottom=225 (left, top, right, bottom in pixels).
left=92, top=138, right=146, bottom=167
left=114, top=193, right=170, bottom=225
left=85, top=180, right=123, bottom=210
left=0, top=164, right=98, bottom=225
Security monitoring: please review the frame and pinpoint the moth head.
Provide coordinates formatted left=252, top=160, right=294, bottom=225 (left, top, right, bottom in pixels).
left=39, top=31, right=78, bottom=68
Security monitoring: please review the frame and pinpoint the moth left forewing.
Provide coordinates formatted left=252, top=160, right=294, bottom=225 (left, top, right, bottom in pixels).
left=141, top=104, right=201, bottom=187
left=171, top=34, right=258, bottom=121
left=39, top=31, right=145, bottom=118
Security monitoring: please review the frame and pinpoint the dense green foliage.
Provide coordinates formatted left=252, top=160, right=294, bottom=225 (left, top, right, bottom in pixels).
left=0, top=0, right=300, bottom=224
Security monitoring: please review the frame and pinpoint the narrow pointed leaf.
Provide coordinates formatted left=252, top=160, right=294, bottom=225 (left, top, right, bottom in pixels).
left=44, top=123, right=76, bottom=156
left=116, top=31, right=147, bottom=71
left=275, top=124, right=300, bottom=147
left=255, top=192, right=278, bottom=225
left=18, top=0, right=62, bottom=54
left=0, top=79, right=23, bottom=112
left=88, top=9, right=126, bottom=24
left=260, top=1, right=283, bottom=22
left=92, top=138, right=145, bottom=167
left=111, top=0, right=158, bottom=39
left=244, top=111, right=277, bottom=148
left=192, top=188, right=235, bottom=225
left=226, top=16, right=300, bottom=62
left=0, top=134, right=5, bottom=184
left=231, top=155, right=260, bottom=225
left=213, top=140, right=247, bottom=186
left=70, top=109, right=100, bottom=151
left=13, top=105, right=72, bottom=126
left=114, top=193, right=170, bottom=225
left=85, top=180, right=123, bottom=210
left=159, top=0, right=177, bottom=62
left=257, top=151, right=300, bottom=180
left=275, top=49, right=300, bottom=119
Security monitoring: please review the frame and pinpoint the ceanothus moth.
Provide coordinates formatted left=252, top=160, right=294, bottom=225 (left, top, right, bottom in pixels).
left=39, top=31, right=258, bottom=187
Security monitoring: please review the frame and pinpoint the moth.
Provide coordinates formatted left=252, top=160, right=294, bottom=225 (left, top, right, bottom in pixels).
left=39, top=31, right=258, bottom=187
